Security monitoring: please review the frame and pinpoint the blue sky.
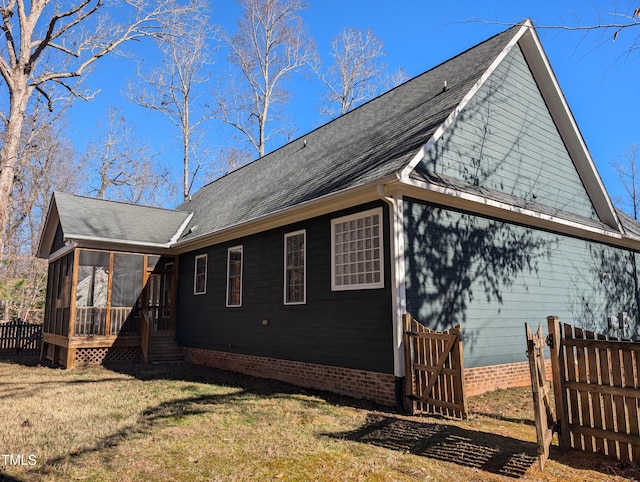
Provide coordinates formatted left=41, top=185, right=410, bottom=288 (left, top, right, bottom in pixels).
left=67, top=0, right=640, bottom=209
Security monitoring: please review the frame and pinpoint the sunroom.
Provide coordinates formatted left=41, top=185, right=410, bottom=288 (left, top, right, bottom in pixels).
left=37, top=192, right=191, bottom=368
left=42, top=247, right=177, bottom=368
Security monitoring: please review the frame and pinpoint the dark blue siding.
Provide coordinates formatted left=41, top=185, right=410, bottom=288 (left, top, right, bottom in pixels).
left=176, top=202, right=394, bottom=374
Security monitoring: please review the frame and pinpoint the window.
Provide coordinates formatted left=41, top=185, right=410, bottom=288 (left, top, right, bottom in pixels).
left=284, top=230, right=306, bottom=304
left=194, top=254, right=207, bottom=295
left=227, top=246, right=243, bottom=307
left=331, top=208, right=384, bottom=290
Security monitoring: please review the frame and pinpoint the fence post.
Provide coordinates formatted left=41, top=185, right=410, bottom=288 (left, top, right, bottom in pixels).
left=15, top=320, right=23, bottom=354
left=402, top=313, right=415, bottom=415
left=547, top=315, right=570, bottom=450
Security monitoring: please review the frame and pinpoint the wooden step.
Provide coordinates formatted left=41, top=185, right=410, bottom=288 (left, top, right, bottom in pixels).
left=148, top=337, right=184, bottom=362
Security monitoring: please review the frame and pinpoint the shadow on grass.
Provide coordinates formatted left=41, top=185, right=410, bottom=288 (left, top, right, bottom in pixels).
left=0, top=354, right=43, bottom=367
left=15, top=361, right=637, bottom=481
left=468, top=410, right=536, bottom=427
left=0, top=472, right=23, bottom=482
left=549, top=446, right=640, bottom=480
left=22, top=361, right=380, bottom=478
left=324, top=413, right=538, bottom=479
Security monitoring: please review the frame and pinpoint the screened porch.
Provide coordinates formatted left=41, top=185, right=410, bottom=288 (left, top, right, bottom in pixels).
left=42, top=248, right=176, bottom=368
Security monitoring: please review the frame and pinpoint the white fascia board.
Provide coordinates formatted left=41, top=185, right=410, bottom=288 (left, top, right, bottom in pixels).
left=172, top=176, right=398, bottom=254
left=517, top=24, right=622, bottom=233
left=399, top=22, right=530, bottom=181
left=169, top=212, right=194, bottom=245
left=64, top=234, right=174, bottom=250
left=398, top=176, right=631, bottom=246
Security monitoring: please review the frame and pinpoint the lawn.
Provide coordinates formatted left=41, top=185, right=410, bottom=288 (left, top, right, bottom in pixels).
left=0, top=357, right=638, bottom=481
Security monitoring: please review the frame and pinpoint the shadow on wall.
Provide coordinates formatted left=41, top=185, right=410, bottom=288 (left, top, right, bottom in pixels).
left=571, top=244, right=640, bottom=338
left=405, top=204, right=554, bottom=341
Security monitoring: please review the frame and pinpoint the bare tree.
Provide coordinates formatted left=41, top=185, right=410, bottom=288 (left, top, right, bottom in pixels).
left=478, top=7, right=640, bottom=55
left=214, top=0, right=315, bottom=159
left=0, top=0, right=197, bottom=258
left=2, top=104, right=79, bottom=321
left=313, top=28, right=409, bottom=119
left=128, top=0, right=214, bottom=200
left=314, top=28, right=384, bottom=118
left=83, top=107, right=171, bottom=205
left=613, top=144, right=640, bottom=220
left=611, top=143, right=640, bottom=327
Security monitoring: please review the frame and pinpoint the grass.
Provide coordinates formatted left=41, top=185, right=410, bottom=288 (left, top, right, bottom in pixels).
left=0, top=356, right=638, bottom=481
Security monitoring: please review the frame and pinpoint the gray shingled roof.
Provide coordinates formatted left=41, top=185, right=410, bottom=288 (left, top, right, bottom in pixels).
left=175, top=24, right=522, bottom=243
left=617, top=208, right=640, bottom=238
left=54, top=192, right=190, bottom=245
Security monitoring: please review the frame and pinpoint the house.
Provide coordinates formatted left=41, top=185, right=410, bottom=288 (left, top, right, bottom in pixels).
left=37, top=20, right=640, bottom=406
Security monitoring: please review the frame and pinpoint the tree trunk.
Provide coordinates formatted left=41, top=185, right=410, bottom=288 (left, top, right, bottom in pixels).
left=0, top=87, right=30, bottom=258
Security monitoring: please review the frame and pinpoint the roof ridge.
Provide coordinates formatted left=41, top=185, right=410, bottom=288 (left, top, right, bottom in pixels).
left=55, top=191, right=183, bottom=214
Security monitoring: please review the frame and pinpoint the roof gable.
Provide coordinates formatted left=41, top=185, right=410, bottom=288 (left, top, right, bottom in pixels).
left=412, top=42, right=600, bottom=222
left=402, top=21, right=620, bottom=232
left=37, top=193, right=192, bottom=257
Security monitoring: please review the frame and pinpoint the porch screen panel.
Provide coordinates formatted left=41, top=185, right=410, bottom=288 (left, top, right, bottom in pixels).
left=60, top=253, right=72, bottom=336
left=76, top=250, right=110, bottom=336
left=44, top=252, right=73, bottom=336
left=111, top=254, right=144, bottom=335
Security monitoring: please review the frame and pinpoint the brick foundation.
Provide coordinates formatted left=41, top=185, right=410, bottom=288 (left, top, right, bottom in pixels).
left=464, top=359, right=552, bottom=396
left=186, top=347, right=551, bottom=405
left=185, top=347, right=397, bottom=406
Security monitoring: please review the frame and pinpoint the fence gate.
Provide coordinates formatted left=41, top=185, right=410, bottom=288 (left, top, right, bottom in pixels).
left=547, top=315, right=640, bottom=463
left=525, top=322, right=555, bottom=470
left=403, top=314, right=468, bottom=419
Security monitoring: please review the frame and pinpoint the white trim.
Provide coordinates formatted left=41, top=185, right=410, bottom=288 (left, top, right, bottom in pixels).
left=399, top=176, right=623, bottom=240
left=226, top=245, right=243, bottom=307
left=169, top=212, right=194, bottom=245
left=330, top=207, right=385, bottom=291
left=400, top=22, right=529, bottom=181
left=193, top=254, right=207, bottom=295
left=284, top=230, right=306, bottom=305
left=378, top=187, right=407, bottom=378
left=173, top=177, right=397, bottom=255
left=64, top=234, right=177, bottom=249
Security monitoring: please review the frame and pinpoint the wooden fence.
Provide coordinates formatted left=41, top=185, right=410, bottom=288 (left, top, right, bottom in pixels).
left=403, top=314, right=468, bottom=419
left=525, top=322, right=555, bottom=470
left=538, top=316, right=640, bottom=464
left=0, top=320, right=42, bottom=354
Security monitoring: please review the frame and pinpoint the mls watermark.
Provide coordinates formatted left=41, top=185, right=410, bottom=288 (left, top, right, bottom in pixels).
left=1, top=454, right=38, bottom=467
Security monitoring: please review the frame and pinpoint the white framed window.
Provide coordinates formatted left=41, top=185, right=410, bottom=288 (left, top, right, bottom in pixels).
left=284, top=230, right=306, bottom=305
left=194, top=254, right=207, bottom=295
left=226, top=246, right=243, bottom=307
left=331, top=207, right=384, bottom=291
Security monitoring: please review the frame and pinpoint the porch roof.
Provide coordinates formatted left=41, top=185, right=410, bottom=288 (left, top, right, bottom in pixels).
left=38, top=192, right=191, bottom=256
